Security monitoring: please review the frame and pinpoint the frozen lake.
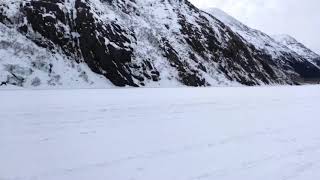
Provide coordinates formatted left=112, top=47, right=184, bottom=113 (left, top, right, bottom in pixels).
left=1, top=86, right=320, bottom=180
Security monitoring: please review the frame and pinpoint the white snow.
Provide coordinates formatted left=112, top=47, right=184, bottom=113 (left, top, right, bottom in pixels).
left=1, top=85, right=320, bottom=180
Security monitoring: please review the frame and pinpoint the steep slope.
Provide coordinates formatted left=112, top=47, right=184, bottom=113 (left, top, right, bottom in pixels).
left=273, top=34, right=320, bottom=67
left=204, top=8, right=287, bottom=56
left=205, top=8, right=320, bottom=83
left=1, top=0, right=320, bottom=88
left=0, top=23, right=112, bottom=88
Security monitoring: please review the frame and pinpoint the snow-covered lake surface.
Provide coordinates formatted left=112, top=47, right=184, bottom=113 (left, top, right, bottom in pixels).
left=1, top=86, right=320, bottom=180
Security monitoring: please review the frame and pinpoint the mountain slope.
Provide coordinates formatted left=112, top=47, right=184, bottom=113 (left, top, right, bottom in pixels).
left=205, top=8, right=320, bottom=83
left=0, top=23, right=112, bottom=88
left=272, top=34, right=320, bottom=67
left=1, top=0, right=320, bottom=88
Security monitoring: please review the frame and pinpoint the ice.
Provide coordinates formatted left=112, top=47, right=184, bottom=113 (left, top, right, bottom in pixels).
left=1, top=85, right=320, bottom=180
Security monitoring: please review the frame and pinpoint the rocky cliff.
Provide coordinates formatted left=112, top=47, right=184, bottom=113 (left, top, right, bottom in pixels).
left=1, top=0, right=319, bottom=88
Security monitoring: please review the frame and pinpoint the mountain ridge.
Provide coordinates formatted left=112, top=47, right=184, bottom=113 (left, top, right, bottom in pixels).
left=204, top=7, right=320, bottom=82
left=272, top=34, right=320, bottom=67
left=0, top=0, right=319, bottom=88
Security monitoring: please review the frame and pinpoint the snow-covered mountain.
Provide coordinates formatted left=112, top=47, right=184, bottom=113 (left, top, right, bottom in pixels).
left=1, top=0, right=320, bottom=88
left=204, top=8, right=290, bottom=57
left=272, top=34, right=320, bottom=67
left=205, top=8, right=320, bottom=82
left=0, top=23, right=112, bottom=88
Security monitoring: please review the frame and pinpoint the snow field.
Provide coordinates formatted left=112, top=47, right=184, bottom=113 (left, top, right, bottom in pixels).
left=1, top=85, right=320, bottom=180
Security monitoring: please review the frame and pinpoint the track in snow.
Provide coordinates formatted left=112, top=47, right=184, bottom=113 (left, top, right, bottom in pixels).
left=1, top=86, right=320, bottom=180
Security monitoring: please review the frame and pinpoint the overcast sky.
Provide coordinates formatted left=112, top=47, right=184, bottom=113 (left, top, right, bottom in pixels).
left=189, top=0, right=320, bottom=54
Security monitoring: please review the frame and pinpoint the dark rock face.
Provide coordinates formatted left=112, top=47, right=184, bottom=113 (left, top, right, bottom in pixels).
left=177, top=9, right=284, bottom=85
left=20, top=0, right=138, bottom=86
left=0, top=7, right=11, bottom=24
left=314, top=57, right=320, bottom=67
left=74, top=0, right=137, bottom=86
left=1, top=0, right=320, bottom=87
left=8, top=0, right=161, bottom=87
left=23, top=0, right=75, bottom=52
left=159, top=37, right=207, bottom=86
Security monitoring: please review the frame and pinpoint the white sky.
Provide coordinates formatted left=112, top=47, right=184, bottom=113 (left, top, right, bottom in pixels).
left=189, top=0, right=320, bottom=54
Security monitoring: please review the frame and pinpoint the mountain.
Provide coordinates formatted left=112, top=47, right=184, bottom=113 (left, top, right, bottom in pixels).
left=272, top=34, right=320, bottom=67
left=205, top=8, right=320, bottom=83
left=1, top=0, right=320, bottom=88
